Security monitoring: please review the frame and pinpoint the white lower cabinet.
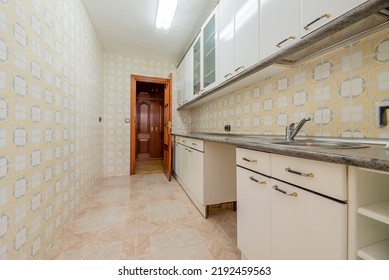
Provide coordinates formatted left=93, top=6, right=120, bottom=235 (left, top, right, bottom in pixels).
left=173, top=141, right=182, bottom=178
left=237, top=166, right=271, bottom=259
left=174, top=136, right=236, bottom=217
left=188, top=146, right=204, bottom=205
left=236, top=148, right=348, bottom=259
left=270, top=178, right=347, bottom=259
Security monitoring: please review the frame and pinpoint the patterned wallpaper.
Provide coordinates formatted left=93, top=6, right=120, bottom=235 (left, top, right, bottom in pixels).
left=0, top=0, right=104, bottom=259
left=190, top=28, right=389, bottom=138
left=103, top=53, right=177, bottom=177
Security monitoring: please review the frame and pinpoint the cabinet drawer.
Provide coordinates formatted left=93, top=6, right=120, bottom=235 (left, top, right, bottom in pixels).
left=271, top=153, right=347, bottom=201
left=236, top=148, right=271, bottom=176
left=188, top=138, right=204, bottom=152
left=175, top=136, right=204, bottom=151
left=175, top=136, right=185, bottom=145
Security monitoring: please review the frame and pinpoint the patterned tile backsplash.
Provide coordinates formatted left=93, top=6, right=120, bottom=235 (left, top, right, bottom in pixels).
left=0, top=0, right=104, bottom=259
left=189, top=27, right=389, bottom=138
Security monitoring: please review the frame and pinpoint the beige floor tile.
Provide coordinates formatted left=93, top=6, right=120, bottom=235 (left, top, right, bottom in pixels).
left=46, top=173, right=239, bottom=260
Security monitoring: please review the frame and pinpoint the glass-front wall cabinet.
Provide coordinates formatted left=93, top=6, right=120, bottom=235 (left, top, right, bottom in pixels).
left=203, top=14, right=216, bottom=89
left=193, top=36, right=201, bottom=95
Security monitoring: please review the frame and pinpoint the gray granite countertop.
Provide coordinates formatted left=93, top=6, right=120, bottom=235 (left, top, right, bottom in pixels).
left=173, top=132, right=389, bottom=172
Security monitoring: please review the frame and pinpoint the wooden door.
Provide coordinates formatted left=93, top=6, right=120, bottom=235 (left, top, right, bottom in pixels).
left=136, top=100, right=151, bottom=158
left=136, top=99, right=163, bottom=159
left=130, top=75, right=172, bottom=176
left=163, top=73, right=173, bottom=181
left=149, top=100, right=164, bottom=158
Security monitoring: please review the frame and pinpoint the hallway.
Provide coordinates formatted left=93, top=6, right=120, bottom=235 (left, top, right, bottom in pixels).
left=46, top=174, right=240, bottom=260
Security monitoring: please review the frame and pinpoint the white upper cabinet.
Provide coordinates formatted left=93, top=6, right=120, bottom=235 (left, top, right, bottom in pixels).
left=177, top=50, right=193, bottom=106
left=184, top=47, right=193, bottom=103
left=176, top=59, right=184, bottom=107
left=202, top=9, right=218, bottom=92
left=193, top=34, right=201, bottom=96
left=301, top=0, right=368, bottom=37
left=218, top=0, right=235, bottom=81
left=259, top=0, right=301, bottom=61
left=234, top=0, right=259, bottom=73
left=218, top=0, right=259, bottom=83
left=193, top=6, right=218, bottom=96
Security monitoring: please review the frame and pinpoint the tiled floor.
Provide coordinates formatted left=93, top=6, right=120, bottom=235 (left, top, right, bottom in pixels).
left=46, top=173, right=240, bottom=260
left=135, top=159, right=164, bottom=175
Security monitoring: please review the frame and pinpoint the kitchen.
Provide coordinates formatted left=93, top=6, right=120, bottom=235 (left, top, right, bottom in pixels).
left=1, top=0, right=389, bottom=263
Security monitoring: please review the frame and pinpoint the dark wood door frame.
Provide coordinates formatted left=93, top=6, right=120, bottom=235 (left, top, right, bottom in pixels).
left=130, top=75, right=171, bottom=175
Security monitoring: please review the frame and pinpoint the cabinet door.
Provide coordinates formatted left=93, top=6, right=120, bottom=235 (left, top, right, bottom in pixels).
left=176, top=62, right=184, bottom=106
left=184, top=48, right=193, bottom=102
left=260, top=0, right=300, bottom=61
left=202, top=9, right=217, bottom=91
left=237, top=167, right=271, bottom=259
left=174, top=142, right=181, bottom=178
left=301, top=0, right=367, bottom=37
left=217, top=0, right=235, bottom=82
left=270, top=179, right=347, bottom=259
left=190, top=149, right=204, bottom=205
left=234, top=0, right=259, bottom=74
left=193, top=35, right=201, bottom=95
left=182, top=146, right=191, bottom=185
left=180, top=53, right=187, bottom=104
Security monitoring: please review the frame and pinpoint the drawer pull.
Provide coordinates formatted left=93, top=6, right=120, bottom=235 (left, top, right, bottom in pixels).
left=285, top=167, right=314, bottom=177
left=304, top=13, right=331, bottom=30
left=272, top=185, right=297, bottom=197
left=276, top=36, right=296, bottom=48
left=249, top=176, right=266, bottom=184
left=192, top=143, right=197, bottom=146
left=242, top=157, right=257, bottom=163
left=234, top=66, right=245, bottom=72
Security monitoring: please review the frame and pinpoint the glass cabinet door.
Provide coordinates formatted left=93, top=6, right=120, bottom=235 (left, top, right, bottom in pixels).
left=193, top=37, right=201, bottom=95
left=202, top=14, right=216, bottom=89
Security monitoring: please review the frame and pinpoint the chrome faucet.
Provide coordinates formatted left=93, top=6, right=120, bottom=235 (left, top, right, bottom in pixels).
left=285, top=117, right=311, bottom=141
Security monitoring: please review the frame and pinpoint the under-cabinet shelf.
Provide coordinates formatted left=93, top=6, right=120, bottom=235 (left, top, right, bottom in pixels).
left=358, top=200, right=389, bottom=225
left=357, top=239, right=389, bottom=260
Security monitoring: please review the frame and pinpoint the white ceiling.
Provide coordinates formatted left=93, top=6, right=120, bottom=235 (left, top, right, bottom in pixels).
left=81, top=0, right=219, bottom=64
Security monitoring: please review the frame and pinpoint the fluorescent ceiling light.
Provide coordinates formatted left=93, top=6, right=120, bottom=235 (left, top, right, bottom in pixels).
left=155, top=0, right=178, bottom=31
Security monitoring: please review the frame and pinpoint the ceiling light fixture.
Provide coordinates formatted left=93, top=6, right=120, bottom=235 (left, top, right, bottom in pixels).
left=155, top=0, right=178, bottom=31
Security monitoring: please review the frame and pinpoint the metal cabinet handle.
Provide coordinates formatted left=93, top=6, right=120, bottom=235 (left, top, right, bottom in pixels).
left=304, top=13, right=331, bottom=30
left=272, top=185, right=297, bottom=197
left=249, top=176, right=266, bottom=184
left=285, top=167, right=314, bottom=177
left=192, top=143, right=197, bottom=146
left=276, top=36, right=296, bottom=48
left=234, top=66, right=245, bottom=72
left=242, top=157, right=257, bottom=163
left=224, top=73, right=233, bottom=79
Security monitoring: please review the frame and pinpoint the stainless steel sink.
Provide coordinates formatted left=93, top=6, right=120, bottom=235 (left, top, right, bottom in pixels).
left=225, top=135, right=283, bottom=142
left=271, top=140, right=370, bottom=149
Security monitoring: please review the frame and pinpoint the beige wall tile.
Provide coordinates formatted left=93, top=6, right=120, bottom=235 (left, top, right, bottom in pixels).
left=0, top=0, right=104, bottom=259
left=190, top=28, right=389, bottom=138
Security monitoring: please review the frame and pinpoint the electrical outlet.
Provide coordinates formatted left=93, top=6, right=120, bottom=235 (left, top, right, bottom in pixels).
left=224, top=125, right=231, bottom=132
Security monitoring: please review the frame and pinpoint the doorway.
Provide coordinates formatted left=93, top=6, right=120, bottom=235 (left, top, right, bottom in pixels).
left=130, top=75, right=172, bottom=179
left=135, top=82, right=164, bottom=174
